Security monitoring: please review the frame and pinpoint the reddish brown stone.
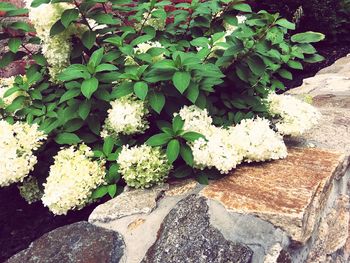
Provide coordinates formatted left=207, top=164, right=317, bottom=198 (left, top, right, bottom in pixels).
left=201, top=147, right=348, bottom=243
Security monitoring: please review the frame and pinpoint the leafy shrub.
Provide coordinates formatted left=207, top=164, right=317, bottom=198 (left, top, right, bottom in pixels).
left=0, top=0, right=323, bottom=214
left=251, top=0, right=350, bottom=44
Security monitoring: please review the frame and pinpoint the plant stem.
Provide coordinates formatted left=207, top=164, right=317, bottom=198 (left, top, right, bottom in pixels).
left=74, top=0, right=93, bottom=31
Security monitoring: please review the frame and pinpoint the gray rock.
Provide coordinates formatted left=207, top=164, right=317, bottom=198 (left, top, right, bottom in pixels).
left=89, top=184, right=169, bottom=224
left=141, top=195, right=253, bottom=263
left=6, top=221, right=124, bottom=263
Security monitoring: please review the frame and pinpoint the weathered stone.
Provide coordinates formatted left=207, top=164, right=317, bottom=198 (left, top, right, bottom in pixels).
left=89, top=184, right=169, bottom=224
left=165, top=179, right=199, bottom=196
left=142, top=195, right=253, bottom=263
left=201, top=147, right=348, bottom=243
left=90, top=180, right=204, bottom=263
left=6, top=221, right=124, bottom=263
left=286, top=55, right=350, bottom=154
left=307, top=195, right=350, bottom=262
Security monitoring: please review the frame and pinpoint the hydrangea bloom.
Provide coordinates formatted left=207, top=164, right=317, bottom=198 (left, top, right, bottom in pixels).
left=267, top=93, right=321, bottom=136
left=178, top=106, right=244, bottom=173
left=102, top=95, right=149, bottom=137
left=18, top=176, right=43, bottom=204
left=191, top=126, right=244, bottom=173
left=177, top=106, right=287, bottom=173
left=230, top=117, right=288, bottom=163
left=25, top=0, right=76, bottom=81
left=117, top=144, right=172, bottom=189
left=41, top=144, right=106, bottom=215
left=177, top=105, right=213, bottom=136
left=0, top=121, right=47, bottom=187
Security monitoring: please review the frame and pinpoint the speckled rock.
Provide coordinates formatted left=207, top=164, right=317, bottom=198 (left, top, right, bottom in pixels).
left=6, top=221, right=124, bottom=263
left=142, top=195, right=253, bottom=263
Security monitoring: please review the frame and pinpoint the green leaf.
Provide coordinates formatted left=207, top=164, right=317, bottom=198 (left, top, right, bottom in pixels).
left=130, top=34, right=154, bottom=46
left=82, top=30, right=96, bottom=49
left=91, top=185, right=108, bottom=199
left=276, top=18, right=295, bottom=30
left=287, top=60, right=303, bottom=70
left=103, top=136, right=115, bottom=156
left=93, top=13, right=120, bottom=25
left=166, top=139, right=180, bottom=163
left=110, top=82, right=133, bottom=99
left=172, top=71, right=191, bottom=94
left=95, top=64, right=118, bottom=72
left=88, top=47, right=104, bottom=68
left=78, top=100, right=91, bottom=120
left=81, top=77, right=99, bottom=99
left=148, top=91, right=165, bottom=114
left=134, top=82, right=148, bottom=100
left=278, top=69, right=293, bottom=80
left=304, top=54, right=325, bottom=63
left=55, top=132, right=81, bottom=144
left=180, top=144, right=194, bottom=166
left=291, top=32, right=325, bottom=43
left=146, top=133, right=172, bottom=146
left=185, top=83, right=199, bottom=103
left=0, top=52, right=15, bottom=68
left=59, top=88, right=81, bottom=104
left=50, top=20, right=65, bottom=36
left=172, top=115, right=184, bottom=133
left=61, top=8, right=79, bottom=28
left=33, top=54, right=47, bottom=66
left=232, top=3, right=252, bottom=12
left=10, top=21, right=33, bottom=32
left=5, top=96, right=26, bottom=112
left=247, top=56, right=266, bottom=76
left=64, top=119, right=84, bottom=132
left=108, top=185, right=117, bottom=198
left=0, top=2, right=17, bottom=11
left=8, top=38, right=21, bottom=53
left=182, top=132, right=205, bottom=142
left=197, top=173, right=209, bottom=185
left=30, top=0, right=50, bottom=7
left=172, top=165, right=193, bottom=178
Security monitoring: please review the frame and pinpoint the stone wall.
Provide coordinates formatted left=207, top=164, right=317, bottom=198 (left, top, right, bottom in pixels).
left=5, top=57, right=350, bottom=263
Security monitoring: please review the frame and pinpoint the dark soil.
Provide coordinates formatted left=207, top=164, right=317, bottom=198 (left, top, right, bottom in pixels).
left=0, top=185, right=103, bottom=262
left=0, top=43, right=349, bottom=263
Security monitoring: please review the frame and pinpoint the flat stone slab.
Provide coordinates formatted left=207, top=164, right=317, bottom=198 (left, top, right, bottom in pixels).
left=6, top=221, right=125, bottom=263
left=201, top=147, right=348, bottom=243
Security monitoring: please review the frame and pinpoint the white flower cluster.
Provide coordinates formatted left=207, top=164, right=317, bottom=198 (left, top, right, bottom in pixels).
left=41, top=144, right=106, bottom=215
left=102, top=95, right=149, bottom=138
left=178, top=106, right=287, bottom=174
left=177, top=105, right=213, bottom=135
left=117, top=144, right=172, bottom=189
left=25, top=0, right=76, bottom=81
left=267, top=93, right=321, bottom=136
left=0, top=120, right=47, bottom=187
left=18, top=176, right=43, bottom=204
left=230, top=117, right=287, bottom=163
